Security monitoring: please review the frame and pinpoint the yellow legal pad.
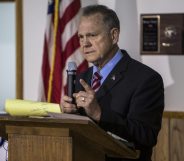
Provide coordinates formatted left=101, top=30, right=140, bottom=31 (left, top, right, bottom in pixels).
left=5, top=99, right=61, bottom=116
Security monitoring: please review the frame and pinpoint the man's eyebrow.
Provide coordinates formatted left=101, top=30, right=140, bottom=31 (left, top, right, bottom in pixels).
left=79, top=31, right=98, bottom=35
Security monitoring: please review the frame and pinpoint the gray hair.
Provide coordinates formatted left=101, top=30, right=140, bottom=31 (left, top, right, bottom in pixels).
left=81, top=5, right=120, bottom=31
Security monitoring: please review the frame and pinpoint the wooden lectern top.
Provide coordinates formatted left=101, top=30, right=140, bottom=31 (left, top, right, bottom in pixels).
left=0, top=113, right=139, bottom=159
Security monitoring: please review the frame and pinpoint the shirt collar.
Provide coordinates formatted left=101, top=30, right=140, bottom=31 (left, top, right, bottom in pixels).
left=93, top=49, right=123, bottom=83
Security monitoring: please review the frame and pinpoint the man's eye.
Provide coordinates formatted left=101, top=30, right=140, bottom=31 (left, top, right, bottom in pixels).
left=78, top=35, right=83, bottom=39
left=90, top=34, right=97, bottom=37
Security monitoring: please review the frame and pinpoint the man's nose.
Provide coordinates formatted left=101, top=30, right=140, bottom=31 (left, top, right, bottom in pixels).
left=83, top=36, right=91, bottom=47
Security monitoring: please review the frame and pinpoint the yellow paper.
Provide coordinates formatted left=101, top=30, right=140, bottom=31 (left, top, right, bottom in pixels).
left=5, top=99, right=61, bottom=116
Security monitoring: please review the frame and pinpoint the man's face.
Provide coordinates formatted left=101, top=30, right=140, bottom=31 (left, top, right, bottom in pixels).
left=78, top=13, right=118, bottom=67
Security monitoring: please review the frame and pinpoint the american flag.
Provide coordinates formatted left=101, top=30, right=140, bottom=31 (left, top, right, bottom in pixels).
left=39, top=0, right=88, bottom=103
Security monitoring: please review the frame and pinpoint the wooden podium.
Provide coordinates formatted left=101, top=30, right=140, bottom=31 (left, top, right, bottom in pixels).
left=0, top=114, right=139, bottom=161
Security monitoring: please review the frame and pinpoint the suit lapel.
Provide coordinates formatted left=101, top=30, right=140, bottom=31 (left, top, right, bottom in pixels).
left=96, top=51, right=131, bottom=100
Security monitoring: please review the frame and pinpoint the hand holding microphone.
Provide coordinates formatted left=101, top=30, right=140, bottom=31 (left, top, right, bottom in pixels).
left=66, top=61, right=87, bottom=115
left=63, top=62, right=101, bottom=120
left=61, top=61, right=77, bottom=113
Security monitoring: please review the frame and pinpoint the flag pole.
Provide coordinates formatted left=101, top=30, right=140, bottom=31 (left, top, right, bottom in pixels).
left=47, top=0, right=59, bottom=102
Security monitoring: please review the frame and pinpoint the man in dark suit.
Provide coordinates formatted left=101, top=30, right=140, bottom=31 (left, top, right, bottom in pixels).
left=61, top=4, right=164, bottom=161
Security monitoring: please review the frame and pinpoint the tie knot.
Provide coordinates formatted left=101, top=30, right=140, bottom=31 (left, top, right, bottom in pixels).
left=92, top=72, right=102, bottom=92
left=93, top=72, right=102, bottom=80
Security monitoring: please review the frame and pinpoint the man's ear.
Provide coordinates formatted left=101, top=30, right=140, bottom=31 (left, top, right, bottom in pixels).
left=110, top=28, right=119, bottom=44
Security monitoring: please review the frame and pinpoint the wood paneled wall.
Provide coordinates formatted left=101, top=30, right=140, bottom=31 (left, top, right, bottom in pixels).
left=152, top=112, right=184, bottom=161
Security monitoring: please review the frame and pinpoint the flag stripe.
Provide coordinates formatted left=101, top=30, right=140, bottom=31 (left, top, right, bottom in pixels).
left=62, top=14, right=80, bottom=50
left=57, top=0, right=81, bottom=101
left=41, top=37, right=51, bottom=101
left=63, top=33, right=80, bottom=63
left=40, top=0, right=88, bottom=104
left=59, top=0, right=80, bottom=34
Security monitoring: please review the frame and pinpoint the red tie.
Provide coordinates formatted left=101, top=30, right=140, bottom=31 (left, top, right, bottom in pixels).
left=92, top=72, right=102, bottom=92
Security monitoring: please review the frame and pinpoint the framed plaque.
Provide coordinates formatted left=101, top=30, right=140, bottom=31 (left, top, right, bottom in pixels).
left=141, top=14, right=184, bottom=55
left=141, top=15, right=160, bottom=54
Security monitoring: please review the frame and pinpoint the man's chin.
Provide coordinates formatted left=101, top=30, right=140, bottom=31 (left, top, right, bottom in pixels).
left=85, top=58, right=97, bottom=64
left=84, top=57, right=102, bottom=66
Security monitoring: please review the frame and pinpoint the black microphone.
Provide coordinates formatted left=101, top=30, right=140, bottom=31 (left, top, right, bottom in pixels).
left=67, top=61, right=77, bottom=103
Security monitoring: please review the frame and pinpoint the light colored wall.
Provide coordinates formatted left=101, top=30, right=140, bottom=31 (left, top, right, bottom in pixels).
left=23, top=0, right=184, bottom=111
left=23, top=0, right=47, bottom=102
left=0, top=3, right=16, bottom=110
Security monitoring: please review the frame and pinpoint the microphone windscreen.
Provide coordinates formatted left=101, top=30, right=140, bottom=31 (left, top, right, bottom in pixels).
left=67, top=61, right=77, bottom=71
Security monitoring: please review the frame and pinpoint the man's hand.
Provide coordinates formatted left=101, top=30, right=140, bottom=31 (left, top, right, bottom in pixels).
left=60, top=95, right=77, bottom=113
left=74, top=79, right=101, bottom=122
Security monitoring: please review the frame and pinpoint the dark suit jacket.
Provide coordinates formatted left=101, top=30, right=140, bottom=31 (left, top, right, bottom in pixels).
left=75, top=50, right=164, bottom=161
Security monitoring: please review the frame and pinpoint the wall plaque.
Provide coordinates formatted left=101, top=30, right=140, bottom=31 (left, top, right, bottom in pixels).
left=141, top=14, right=184, bottom=55
left=141, top=15, right=160, bottom=54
